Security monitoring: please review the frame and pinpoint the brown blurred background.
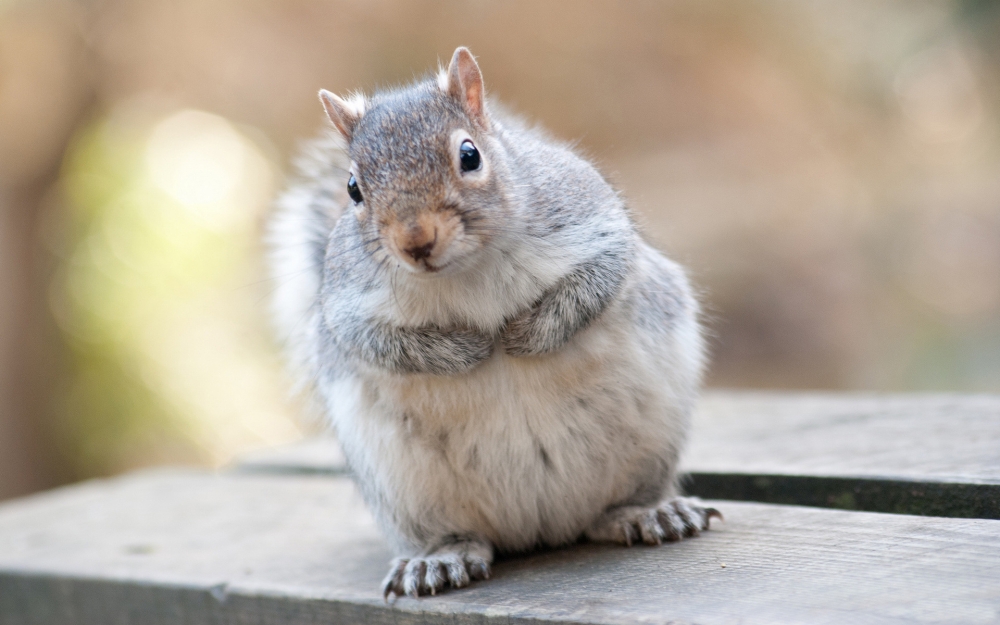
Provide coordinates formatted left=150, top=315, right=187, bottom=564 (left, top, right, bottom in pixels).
left=1, top=0, right=998, bottom=500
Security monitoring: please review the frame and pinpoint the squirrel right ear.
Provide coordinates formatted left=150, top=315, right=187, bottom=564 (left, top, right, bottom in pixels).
left=443, top=47, right=487, bottom=129
left=319, top=89, right=364, bottom=141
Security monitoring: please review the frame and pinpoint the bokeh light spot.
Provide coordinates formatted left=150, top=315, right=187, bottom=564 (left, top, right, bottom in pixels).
left=145, top=109, right=249, bottom=230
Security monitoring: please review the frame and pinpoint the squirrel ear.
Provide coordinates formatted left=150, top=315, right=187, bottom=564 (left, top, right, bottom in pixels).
left=319, top=89, right=364, bottom=141
left=445, top=47, right=487, bottom=129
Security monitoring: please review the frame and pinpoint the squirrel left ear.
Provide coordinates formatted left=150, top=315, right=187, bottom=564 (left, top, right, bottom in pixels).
left=319, top=89, right=365, bottom=141
left=444, top=47, right=487, bottom=129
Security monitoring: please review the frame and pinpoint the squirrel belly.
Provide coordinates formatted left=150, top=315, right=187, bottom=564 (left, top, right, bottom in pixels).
left=318, top=242, right=703, bottom=555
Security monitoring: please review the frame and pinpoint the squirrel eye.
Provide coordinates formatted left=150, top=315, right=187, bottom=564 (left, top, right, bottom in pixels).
left=347, top=175, right=363, bottom=204
left=459, top=140, right=481, bottom=172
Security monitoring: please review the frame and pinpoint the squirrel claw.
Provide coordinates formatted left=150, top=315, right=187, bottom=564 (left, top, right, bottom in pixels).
left=585, top=497, right=721, bottom=546
left=380, top=549, right=491, bottom=599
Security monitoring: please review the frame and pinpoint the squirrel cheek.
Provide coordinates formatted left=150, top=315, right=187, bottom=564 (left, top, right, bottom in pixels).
left=353, top=203, right=366, bottom=221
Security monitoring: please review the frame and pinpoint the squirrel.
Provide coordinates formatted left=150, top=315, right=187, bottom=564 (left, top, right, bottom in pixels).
left=268, top=47, right=719, bottom=599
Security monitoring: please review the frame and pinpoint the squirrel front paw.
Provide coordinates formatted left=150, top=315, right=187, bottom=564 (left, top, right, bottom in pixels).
left=382, top=539, right=492, bottom=599
left=584, top=498, right=722, bottom=546
left=500, top=305, right=566, bottom=356
left=432, top=328, right=495, bottom=373
left=383, top=326, right=493, bottom=375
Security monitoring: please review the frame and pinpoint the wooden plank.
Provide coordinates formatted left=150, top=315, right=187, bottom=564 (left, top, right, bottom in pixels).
left=1, top=469, right=999, bottom=624
left=686, top=392, right=1000, bottom=518
left=688, top=392, right=1000, bottom=484
left=235, top=392, right=1000, bottom=518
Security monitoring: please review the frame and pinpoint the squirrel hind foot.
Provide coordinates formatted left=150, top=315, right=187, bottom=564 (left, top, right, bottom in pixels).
left=382, top=539, right=492, bottom=599
left=584, top=498, right=721, bottom=547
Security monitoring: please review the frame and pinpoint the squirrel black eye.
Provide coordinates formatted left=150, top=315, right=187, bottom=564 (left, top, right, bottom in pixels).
left=347, top=175, right=363, bottom=204
left=459, top=140, right=481, bottom=172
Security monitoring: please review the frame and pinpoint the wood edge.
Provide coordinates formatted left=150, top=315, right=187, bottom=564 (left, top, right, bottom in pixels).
left=683, top=472, right=1000, bottom=520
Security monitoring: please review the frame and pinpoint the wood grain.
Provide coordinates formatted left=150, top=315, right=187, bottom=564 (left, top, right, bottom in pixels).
left=688, top=392, right=1000, bottom=483
left=1, top=469, right=998, bottom=624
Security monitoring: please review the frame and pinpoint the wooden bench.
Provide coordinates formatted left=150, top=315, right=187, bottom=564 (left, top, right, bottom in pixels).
left=2, top=392, right=999, bottom=624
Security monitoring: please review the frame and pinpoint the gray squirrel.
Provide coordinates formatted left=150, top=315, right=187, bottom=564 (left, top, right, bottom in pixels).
left=269, top=47, right=719, bottom=599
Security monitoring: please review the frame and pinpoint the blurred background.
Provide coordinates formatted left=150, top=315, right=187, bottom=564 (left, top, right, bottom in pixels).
left=1, top=0, right=998, bottom=501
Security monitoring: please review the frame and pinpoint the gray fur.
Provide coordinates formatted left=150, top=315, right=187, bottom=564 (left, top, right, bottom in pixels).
left=502, top=245, right=634, bottom=355
left=268, top=48, right=715, bottom=599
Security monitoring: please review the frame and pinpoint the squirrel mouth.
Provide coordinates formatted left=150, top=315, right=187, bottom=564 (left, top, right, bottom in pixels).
left=393, top=254, right=445, bottom=274
left=409, top=256, right=457, bottom=275
left=418, top=258, right=447, bottom=273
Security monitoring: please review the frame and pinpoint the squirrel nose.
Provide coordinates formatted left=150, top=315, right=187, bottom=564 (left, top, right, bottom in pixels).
left=397, top=224, right=437, bottom=263
left=405, top=240, right=435, bottom=262
left=391, top=221, right=439, bottom=266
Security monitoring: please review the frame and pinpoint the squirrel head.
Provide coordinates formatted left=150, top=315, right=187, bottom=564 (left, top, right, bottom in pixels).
left=318, top=47, right=509, bottom=276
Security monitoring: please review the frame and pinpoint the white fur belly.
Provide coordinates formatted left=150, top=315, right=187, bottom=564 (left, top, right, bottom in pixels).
left=326, top=313, right=690, bottom=553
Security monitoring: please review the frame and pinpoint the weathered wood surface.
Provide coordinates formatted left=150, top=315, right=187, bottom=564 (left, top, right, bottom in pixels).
left=689, top=392, right=1000, bottom=483
left=236, top=392, right=1000, bottom=518
left=688, top=392, right=1000, bottom=518
left=2, top=469, right=999, bottom=625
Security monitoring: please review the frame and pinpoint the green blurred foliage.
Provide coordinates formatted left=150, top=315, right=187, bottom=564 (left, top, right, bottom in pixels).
left=49, top=108, right=296, bottom=477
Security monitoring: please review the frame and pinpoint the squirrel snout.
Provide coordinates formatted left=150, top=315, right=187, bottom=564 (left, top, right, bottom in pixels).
left=390, top=222, right=439, bottom=267
left=385, top=210, right=464, bottom=271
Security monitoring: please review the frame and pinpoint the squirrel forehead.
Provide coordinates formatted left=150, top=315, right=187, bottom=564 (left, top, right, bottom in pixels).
left=350, top=83, right=470, bottom=189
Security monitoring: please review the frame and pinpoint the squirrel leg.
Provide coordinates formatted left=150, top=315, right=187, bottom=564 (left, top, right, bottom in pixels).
left=321, top=318, right=494, bottom=375
left=584, top=498, right=722, bottom=546
left=502, top=247, right=631, bottom=356
left=382, top=536, right=493, bottom=599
